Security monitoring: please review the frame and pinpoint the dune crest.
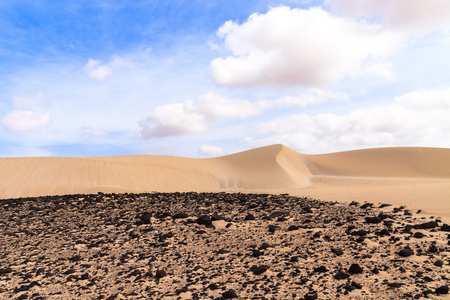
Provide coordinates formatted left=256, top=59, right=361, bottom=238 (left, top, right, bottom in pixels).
left=0, top=145, right=449, bottom=201
left=301, top=147, right=450, bottom=178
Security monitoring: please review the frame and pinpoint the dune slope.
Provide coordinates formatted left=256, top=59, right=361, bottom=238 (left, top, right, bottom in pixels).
left=301, top=147, right=450, bottom=178
left=0, top=145, right=449, bottom=200
left=0, top=144, right=312, bottom=199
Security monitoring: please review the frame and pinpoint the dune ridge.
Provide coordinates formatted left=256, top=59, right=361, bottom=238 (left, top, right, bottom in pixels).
left=0, top=144, right=449, bottom=200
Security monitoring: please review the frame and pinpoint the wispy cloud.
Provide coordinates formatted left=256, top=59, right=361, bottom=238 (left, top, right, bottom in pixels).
left=1, top=110, right=51, bottom=132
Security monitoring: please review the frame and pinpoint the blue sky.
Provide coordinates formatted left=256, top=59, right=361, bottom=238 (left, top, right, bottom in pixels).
left=1, top=0, right=449, bottom=157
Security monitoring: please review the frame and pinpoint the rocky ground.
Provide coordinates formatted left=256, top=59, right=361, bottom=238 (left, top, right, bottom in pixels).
left=1, top=192, right=450, bottom=300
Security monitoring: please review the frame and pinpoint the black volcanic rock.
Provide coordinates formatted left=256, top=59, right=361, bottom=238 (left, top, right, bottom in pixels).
left=334, top=271, right=350, bottom=280
left=155, top=269, right=167, bottom=278
left=414, top=221, right=438, bottom=229
left=268, top=225, right=280, bottom=233
left=314, top=266, right=328, bottom=273
left=348, top=264, right=363, bottom=274
left=251, top=265, right=268, bottom=275
left=398, top=247, right=414, bottom=257
left=331, top=247, right=344, bottom=256
left=441, top=224, right=450, bottom=232
left=222, top=289, right=238, bottom=299
left=365, top=216, right=382, bottom=224
left=304, top=292, right=318, bottom=300
left=244, top=214, right=255, bottom=221
left=413, top=232, right=425, bottom=238
left=196, top=215, right=212, bottom=226
left=436, top=285, right=449, bottom=295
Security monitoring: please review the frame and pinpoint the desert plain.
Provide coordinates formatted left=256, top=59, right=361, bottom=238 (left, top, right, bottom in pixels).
left=1, top=144, right=450, bottom=299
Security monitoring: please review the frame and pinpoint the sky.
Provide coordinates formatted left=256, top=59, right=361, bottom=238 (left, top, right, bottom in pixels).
left=1, top=0, right=450, bottom=158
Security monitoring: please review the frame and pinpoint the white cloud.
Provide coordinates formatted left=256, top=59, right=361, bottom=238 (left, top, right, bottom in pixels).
left=1, top=110, right=51, bottom=132
left=332, top=0, right=450, bottom=34
left=248, top=88, right=450, bottom=153
left=211, top=6, right=399, bottom=87
left=258, top=89, right=348, bottom=108
left=362, top=62, right=396, bottom=81
left=199, top=145, right=224, bottom=156
left=83, top=56, right=133, bottom=80
left=137, top=92, right=262, bottom=139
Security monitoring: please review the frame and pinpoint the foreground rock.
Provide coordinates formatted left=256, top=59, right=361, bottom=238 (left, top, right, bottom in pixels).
left=1, top=192, right=449, bottom=299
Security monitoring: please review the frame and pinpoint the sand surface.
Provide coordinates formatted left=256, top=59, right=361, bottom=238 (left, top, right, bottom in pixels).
left=1, top=144, right=449, bottom=220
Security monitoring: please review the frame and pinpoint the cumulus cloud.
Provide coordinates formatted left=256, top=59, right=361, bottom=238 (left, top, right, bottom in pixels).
left=248, top=88, right=450, bottom=153
left=83, top=56, right=133, bottom=80
left=211, top=6, right=399, bottom=87
left=1, top=110, right=51, bottom=132
left=332, top=0, right=450, bottom=34
left=137, top=92, right=262, bottom=139
left=199, top=145, right=225, bottom=156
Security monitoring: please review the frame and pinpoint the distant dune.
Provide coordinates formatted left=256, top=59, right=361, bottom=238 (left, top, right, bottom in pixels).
left=1, top=144, right=449, bottom=219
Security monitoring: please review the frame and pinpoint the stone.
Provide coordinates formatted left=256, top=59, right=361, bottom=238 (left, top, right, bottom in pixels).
left=348, top=264, right=363, bottom=274
left=398, top=247, right=414, bottom=257
left=436, top=285, right=449, bottom=295
left=222, top=289, right=238, bottom=299
left=334, top=271, right=350, bottom=280
left=251, top=265, right=268, bottom=275
left=365, top=217, right=382, bottom=224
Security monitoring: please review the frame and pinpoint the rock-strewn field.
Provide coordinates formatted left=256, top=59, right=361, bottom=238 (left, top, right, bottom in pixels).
left=1, top=192, right=449, bottom=299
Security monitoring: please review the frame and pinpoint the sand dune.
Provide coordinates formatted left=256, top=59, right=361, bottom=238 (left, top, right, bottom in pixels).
left=1, top=144, right=449, bottom=219
left=0, top=144, right=311, bottom=199
left=302, top=147, right=450, bottom=178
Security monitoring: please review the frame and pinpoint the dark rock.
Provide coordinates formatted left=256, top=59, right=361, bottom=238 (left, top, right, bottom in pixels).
left=218, top=249, right=230, bottom=254
left=251, top=265, right=268, bottom=275
left=413, top=232, right=425, bottom=238
left=196, top=215, right=212, bottom=226
left=379, top=203, right=392, bottom=208
left=268, top=225, right=280, bottom=233
left=414, top=221, right=438, bottom=229
left=155, top=269, right=167, bottom=278
left=173, top=212, right=189, bottom=219
left=404, top=225, right=413, bottom=232
left=260, top=243, right=271, bottom=250
left=441, top=224, right=450, bottom=232
left=140, top=212, right=152, bottom=224
left=222, top=289, right=238, bottom=299
left=0, top=267, right=13, bottom=275
left=211, top=214, right=224, bottom=221
left=360, top=203, right=373, bottom=209
left=436, top=285, right=449, bottom=295
left=334, top=271, right=350, bottom=280
left=251, top=249, right=263, bottom=257
left=434, top=260, right=444, bottom=267
left=304, top=292, right=318, bottom=300
left=244, top=214, right=255, bottom=221
left=428, top=244, right=438, bottom=253
left=351, top=282, right=362, bottom=289
left=377, top=228, right=390, bottom=236
left=365, top=216, right=382, bottom=224
left=208, top=283, right=219, bottom=290
left=398, top=247, right=414, bottom=257
left=314, top=266, right=328, bottom=273
left=387, top=282, right=404, bottom=288
left=288, top=225, right=300, bottom=231
left=348, top=264, right=363, bottom=274
left=331, top=247, right=343, bottom=256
